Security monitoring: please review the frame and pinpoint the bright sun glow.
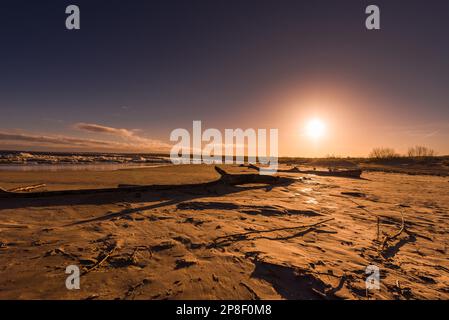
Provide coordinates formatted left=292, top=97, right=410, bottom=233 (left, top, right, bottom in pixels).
left=305, top=118, right=326, bottom=139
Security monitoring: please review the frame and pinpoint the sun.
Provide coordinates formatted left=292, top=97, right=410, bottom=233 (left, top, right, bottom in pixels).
left=305, top=118, right=326, bottom=139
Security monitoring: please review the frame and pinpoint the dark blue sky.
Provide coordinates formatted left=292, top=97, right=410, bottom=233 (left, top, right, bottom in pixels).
left=1, top=0, right=448, bottom=155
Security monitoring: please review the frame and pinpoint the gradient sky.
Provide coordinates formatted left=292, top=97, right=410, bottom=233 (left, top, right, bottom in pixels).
left=1, top=0, right=448, bottom=156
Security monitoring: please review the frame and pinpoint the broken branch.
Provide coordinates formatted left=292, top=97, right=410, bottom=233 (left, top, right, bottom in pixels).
left=8, top=184, right=46, bottom=192
left=381, top=212, right=405, bottom=251
left=82, top=244, right=117, bottom=275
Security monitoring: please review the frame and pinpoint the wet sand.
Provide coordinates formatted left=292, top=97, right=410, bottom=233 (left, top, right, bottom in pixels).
left=0, top=164, right=448, bottom=299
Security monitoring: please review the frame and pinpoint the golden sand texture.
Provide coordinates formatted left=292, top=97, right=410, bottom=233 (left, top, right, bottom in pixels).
left=0, top=165, right=448, bottom=299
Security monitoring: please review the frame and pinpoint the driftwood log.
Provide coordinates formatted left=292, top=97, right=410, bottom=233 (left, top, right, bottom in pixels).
left=8, top=184, right=46, bottom=192
left=214, top=166, right=283, bottom=185
left=0, top=166, right=291, bottom=199
left=247, top=164, right=362, bottom=178
left=247, top=163, right=300, bottom=173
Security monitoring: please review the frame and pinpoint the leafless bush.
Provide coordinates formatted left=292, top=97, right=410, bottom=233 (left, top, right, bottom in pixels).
left=369, top=147, right=399, bottom=159
left=325, top=154, right=342, bottom=159
left=407, top=146, right=437, bottom=157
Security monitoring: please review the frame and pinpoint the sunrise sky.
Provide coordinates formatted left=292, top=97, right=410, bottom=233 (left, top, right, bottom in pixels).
left=1, top=0, right=448, bottom=157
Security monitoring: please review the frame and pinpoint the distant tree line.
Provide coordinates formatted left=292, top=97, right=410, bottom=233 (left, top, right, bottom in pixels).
left=407, top=145, right=437, bottom=157
left=369, top=146, right=437, bottom=159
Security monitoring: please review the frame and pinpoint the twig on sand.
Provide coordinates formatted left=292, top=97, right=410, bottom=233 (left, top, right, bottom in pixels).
left=0, top=222, right=29, bottom=229
left=213, top=218, right=334, bottom=246
left=82, top=244, right=117, bottom=275
left=377, top=217, right=380, bottom=242
left=8, top=184, right=46, bottom=192
left=343, top=197, right=375, bottom=216
left=311, top=287, right=328, bottom=299
left=123, top=278, right=151, bottom=300
left=216, top=218, right=334, bottom=240
left=380, top=212, right=405, bottom=251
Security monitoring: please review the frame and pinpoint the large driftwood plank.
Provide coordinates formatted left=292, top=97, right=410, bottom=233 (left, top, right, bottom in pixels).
left=247, top=164, right=362, bottom=178
left=0, top=166, right=290, bottom=199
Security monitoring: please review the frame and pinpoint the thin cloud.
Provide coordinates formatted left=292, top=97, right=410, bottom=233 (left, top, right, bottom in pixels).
left=0, top=130, right=171, bottom=152
left=404, top=130, right=439, bottom=138
left=0, top=132, right=105, bottom=147
left=74, top=123, right=135, bottom=138
left=74, top=122, right=172, bottom=149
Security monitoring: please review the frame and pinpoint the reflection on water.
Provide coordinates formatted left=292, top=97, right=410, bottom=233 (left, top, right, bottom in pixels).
left=0, top=163, right=169, bottom=172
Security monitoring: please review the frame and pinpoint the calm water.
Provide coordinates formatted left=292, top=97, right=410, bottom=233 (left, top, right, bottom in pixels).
left=0, top=163, right=169, bottom=172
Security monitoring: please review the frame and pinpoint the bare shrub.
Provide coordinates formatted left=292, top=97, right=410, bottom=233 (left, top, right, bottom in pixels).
left=369, top=147, right=399, bottom=159
left=325, top=154, right=342, bottom=159
left=407, top=146, right=437, bottom=157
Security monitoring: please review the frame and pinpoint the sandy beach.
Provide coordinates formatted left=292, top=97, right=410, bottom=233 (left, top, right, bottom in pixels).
left=0, top=164, right=448, bottom=300
left=1, top=0, right=449, bottom=309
